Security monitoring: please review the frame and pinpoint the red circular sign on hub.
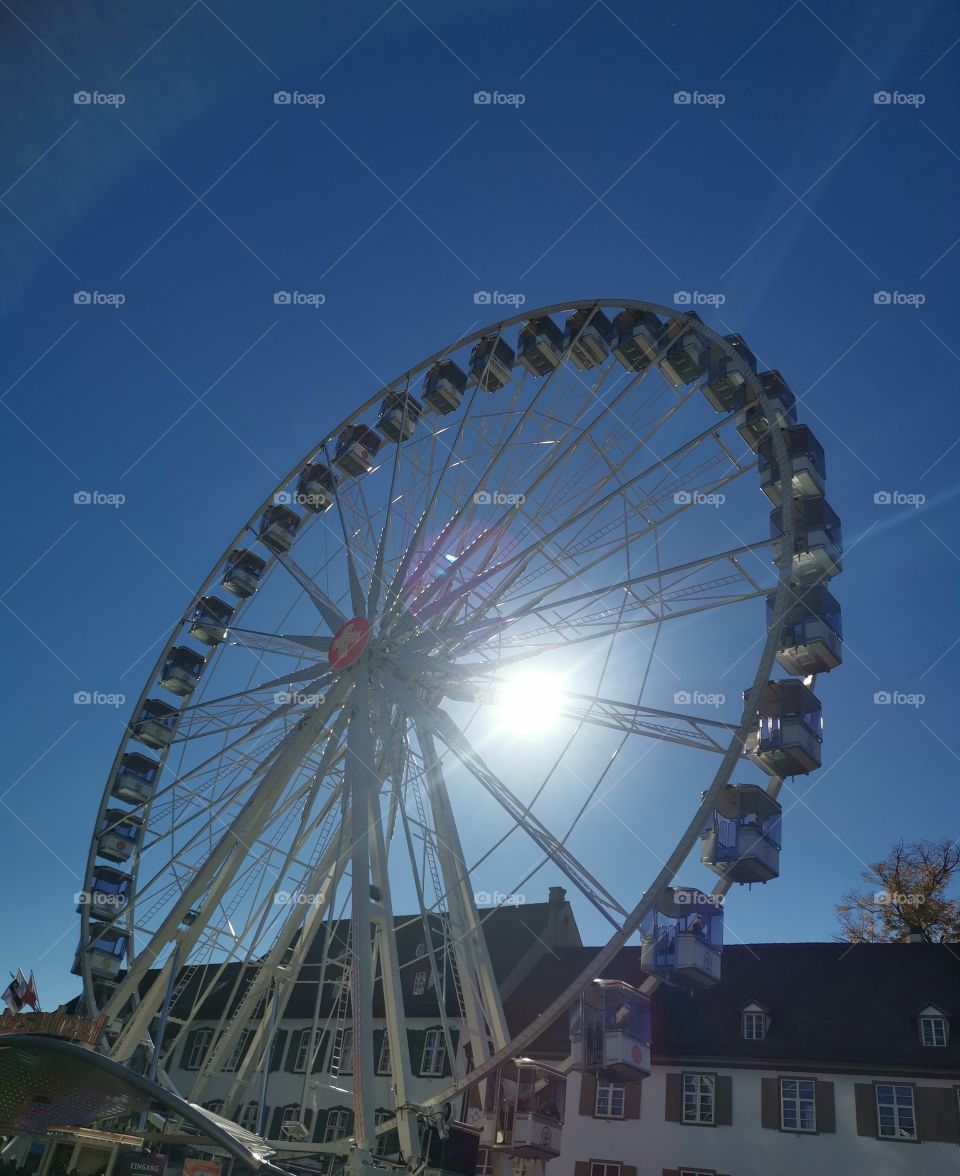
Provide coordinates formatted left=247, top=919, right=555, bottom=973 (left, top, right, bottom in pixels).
left=328, top=617, right=370, bottom=669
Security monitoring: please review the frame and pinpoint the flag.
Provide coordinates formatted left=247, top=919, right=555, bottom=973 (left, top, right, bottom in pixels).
left=1, top=969, right=39, bottom=1012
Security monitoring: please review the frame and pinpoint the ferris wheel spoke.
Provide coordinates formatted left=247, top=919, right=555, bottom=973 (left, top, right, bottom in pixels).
left=272, top=548, right=350, bottom=632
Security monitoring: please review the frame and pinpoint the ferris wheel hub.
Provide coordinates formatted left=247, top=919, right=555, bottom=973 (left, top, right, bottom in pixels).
left=328, top=616, right=371, bottom=669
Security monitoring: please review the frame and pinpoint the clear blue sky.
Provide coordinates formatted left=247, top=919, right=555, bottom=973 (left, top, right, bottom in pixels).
left=2, top=0, right=959, bottom=1010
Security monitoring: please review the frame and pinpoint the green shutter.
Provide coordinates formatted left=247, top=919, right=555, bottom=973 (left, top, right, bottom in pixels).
left=407, top=1028, right=427, bottom=1076
left=578, top=1074, right=597, bottom=1116
left=269, top=1028, right=288, bottom=1071
left=760, top=1077, right=779, bottom=1129
left=854, top=1083, right=876, bottom=1137
left=915, top=1085, right=960, bottom=1143
left=815, top=1080, right=836, bottom=1134
left=623, top=1080, right=641, bottom=1119
left=664, top=1072, right=682, bottom=1122
left=285, top=1028, right=303, bottom=1071
left=573, top=1164, right=590, bottom=1176
left=715, top=1075, right=733, bottom=1125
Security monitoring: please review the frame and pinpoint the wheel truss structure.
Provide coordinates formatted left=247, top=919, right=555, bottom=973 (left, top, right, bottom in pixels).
left=76, top=300, right=837, bottom=1173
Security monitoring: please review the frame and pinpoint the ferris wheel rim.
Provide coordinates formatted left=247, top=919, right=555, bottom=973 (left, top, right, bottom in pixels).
left=76, top=298, right=802, bottom=1143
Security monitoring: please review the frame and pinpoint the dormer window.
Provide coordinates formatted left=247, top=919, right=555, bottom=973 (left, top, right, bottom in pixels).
left=918, top=1006, right=948, bottom=1047
left=741, top=1002, right=768, bottom=1040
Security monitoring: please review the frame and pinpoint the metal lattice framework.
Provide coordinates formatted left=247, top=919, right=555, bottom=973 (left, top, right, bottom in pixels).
left=76, top=299, right=835, bottom=1172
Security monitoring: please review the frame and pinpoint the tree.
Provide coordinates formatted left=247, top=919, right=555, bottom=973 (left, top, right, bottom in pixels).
left=836, top=838, right=960, bottom=943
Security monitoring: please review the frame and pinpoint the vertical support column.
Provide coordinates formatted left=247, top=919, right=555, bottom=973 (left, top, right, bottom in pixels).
left=346, top=665, right=376, bottom=1153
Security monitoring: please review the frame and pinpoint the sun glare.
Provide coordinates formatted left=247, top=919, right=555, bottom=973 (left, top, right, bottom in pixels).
left=495, top=669, right=565, bottom=734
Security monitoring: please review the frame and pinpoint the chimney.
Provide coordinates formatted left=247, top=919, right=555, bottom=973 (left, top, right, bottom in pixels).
left=907, top=930, right=925, bottom=943
left=548, top=886, right=567, bottom=907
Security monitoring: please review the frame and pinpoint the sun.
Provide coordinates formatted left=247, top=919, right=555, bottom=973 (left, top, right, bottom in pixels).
left=494, top=669, right=566, bottom=734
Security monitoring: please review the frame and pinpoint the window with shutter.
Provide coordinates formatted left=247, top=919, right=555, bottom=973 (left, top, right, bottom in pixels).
left=589, top=1163, right=620, bottom=1176
left=185, top=1027, right=213, bottom=1070
left=780, top=1078, right=816, bottom=1132
left=595, top=1080, right=625, bottom=1118
left=875, top=1084, right=917, bottom=1140
left=421, top=1028, right=447, bottom=1076
left=681, top=1073, right=715, bottom=1125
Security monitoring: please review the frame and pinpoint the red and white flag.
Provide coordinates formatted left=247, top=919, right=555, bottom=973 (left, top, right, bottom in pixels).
left=1, top=969, right=39, bottom=1012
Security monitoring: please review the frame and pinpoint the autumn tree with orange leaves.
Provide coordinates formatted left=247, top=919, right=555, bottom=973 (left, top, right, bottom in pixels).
left=837, top=838, right=960, bottom=943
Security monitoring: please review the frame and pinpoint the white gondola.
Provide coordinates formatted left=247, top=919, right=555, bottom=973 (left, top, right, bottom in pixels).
left=72, top=926, right=129, bottom=980
left=296, top=462, right=337, bottom=513
left=770, top=495, right=842, bottom=582
left=569, top=979, right=651, bottom=1079
left=611, top=308, right=664, bottom=372
left=159, top=646, right=206, bottom=696
left=484, top=1060, right=565, bottom=1159
left=469, top=334, right=515, bottom=392
left=769, top=583, right=842, bottom=675
left=737, top=370, right=797, bottom=450
left=96, top=809, right=143, bottom=863
left=516, top=316, right=564, bottom=377
left=701, top=333, right=758, bottom=412
left=78, top=866, right=132, bottom=920
left=258, top=503, right=301, bottom=553
left=376, top=391, right=423, bottom=441
left=563, top=308, right=612, bottom=370
left=745, top=678, right=822, bottom=776
left=221, top=548, right=266, bottom=598
left=701, top=784, right=782, bottom=884
left=111, top=752, right=159, bottom=805
left=129, top=699, right=178, bottom=750
left=333, top=424, right=382, bottom=478
left=758, top=424, right=826, bottom=504
left=189, top=596, right=234, bottom=645
left=640, top=888, right=723, bottom=987
left=423, top=359, right=468, bottom=415
left=658, top=314, right=708, bottom=387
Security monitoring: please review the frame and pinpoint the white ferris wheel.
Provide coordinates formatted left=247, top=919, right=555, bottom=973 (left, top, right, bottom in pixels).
left=75, top=300, right=842, bottom=1175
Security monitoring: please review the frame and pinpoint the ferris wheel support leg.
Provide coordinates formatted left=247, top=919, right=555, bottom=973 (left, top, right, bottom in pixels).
left=346, top=664, right=378, bottom=1151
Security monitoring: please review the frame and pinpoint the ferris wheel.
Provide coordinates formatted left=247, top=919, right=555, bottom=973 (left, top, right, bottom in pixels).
left=75, top=300, right=841, bottom=1172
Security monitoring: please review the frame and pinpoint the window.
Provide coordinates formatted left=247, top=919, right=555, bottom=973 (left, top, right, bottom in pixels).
left=589, top=1165, right=619, bottom=1176
left=373, top=1109, right=392, bottom=1156
left=780, top=1078, right=816, bottom=1132
left=876, top=1084, right=916, bottom=1140
left=237, top=1101, right=259, bottom=1132
left=920, top=1014, right=947, bottom=1047
left=224, top=1028, right=252, bottom=1072
left=679, top=1170, right=714, bottom=1176
left=377, top=1032, right=391, bottom=1075
left=682, top=1073, right=715, bottom=1125
left=187, top=1028, right=213, bottom=1070
left=595, top=1080, right=625, bottom=1118
left=324, top=1108, right=351, bottom=1142
left=294, top=1028, right=323, bottom=1073
left=204, top=1099, right=225, bottom=1115
left=742, top=1010, right=766, bottom=1040
left=330, top=1026, right=353, bottom=1075
left=421, top=1028, right=447, bottom=1076
left=475, top=1149, right=493, bottom=1176
left=412, top=970, right=428, bottom=995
